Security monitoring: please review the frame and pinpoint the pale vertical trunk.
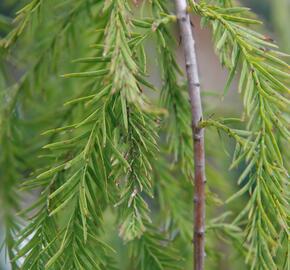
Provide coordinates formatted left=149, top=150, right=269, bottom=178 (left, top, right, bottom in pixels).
left=174, top=1, right=206, bottom=270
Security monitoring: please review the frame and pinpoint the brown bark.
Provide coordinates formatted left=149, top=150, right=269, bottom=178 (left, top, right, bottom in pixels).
left=174, top=1, right=206, bottom=270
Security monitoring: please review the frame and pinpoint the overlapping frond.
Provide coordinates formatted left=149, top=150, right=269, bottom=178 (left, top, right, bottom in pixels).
left=1, top=0, right=289, bottom=269
left=10, top=0, right=182, bottom=268
left=3, top=0, right=43, bottom=47
left=129, top=224, right=182, bottom=270
left=190, top=2, right=289, bottom=269
left=152, top=0, right=194, bottom=178
left=0, top=3, right=91, bottom=267
left=0, top=90, right=23, bottom=269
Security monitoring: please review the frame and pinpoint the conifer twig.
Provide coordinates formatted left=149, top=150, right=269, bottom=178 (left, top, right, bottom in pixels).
left=174, top=1, right=206, bottom=269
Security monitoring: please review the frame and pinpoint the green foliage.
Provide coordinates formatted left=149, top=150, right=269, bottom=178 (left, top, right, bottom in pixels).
left=191, top=1, right=289, bottom=268
left=152, top=0, right=194, bottom=178
left=129, top=225, right=182, bottom=270
left=0, top=0, right=289, bottom=269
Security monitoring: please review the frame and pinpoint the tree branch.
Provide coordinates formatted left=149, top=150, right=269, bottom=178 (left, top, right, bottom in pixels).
left=174, top=1, right=206, bottom=270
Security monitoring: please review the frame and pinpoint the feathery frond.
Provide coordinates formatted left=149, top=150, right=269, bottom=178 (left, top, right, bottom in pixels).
left=1, top=0, right=289, bottom=269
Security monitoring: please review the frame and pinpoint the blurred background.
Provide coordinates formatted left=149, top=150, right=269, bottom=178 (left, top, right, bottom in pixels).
left=0, top=0, right=289, bottom=269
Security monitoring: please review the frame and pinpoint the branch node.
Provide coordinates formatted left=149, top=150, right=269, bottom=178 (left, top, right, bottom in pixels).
left=195, top=230, right=205, bottom=237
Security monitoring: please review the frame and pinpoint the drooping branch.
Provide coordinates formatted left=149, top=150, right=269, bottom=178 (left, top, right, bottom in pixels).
left=174, top=1, right=206, bottom=270
left=188, top=2, right=290, bottom=269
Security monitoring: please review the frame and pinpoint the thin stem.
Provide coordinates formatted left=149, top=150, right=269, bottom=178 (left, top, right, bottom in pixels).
left=174, top=1, right=206, bottom=270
